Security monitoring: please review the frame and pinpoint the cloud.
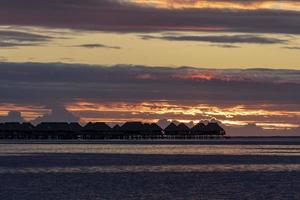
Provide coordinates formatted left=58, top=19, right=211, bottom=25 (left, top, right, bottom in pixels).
left=133, top=0, right=300, bottom=10
left=0, top=62, right=299, bottom=131
left=0, top=0, right=300, bottom=34
left=0, top=30, right=53, bottom=48
left=75, top=44, right=121, bottom=49
left=31, top=106, right=79, bottom=124
left=0, top=62, right=300, bottom=106
left=141, top=34, right=288, bottom=44
left=0, top=30, right=52, bottom=42
left=211, top=44, right=240, bottom=48
left=0, top=111, right=25, bottom=122
left=283, top=46, right=300, bottom=50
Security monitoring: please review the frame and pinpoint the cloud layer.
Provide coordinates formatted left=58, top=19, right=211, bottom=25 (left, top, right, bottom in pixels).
left=75, top=44, right=121, bottom=49
left=0, top=0, right=300, bottom=34
left=0, top=62, right=299, bottom=132
left=1, top=62, right=300, bottom=104
left=0, top=30, right=52, bottom=48
left=141, top=34, right=288, bottom=44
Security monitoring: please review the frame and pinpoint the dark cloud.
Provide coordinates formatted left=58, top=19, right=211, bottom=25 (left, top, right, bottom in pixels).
left=211, top=44, right=240, bottom=48
left=75, top=44, right=121, bottom=49
left=0, top=0, right=300, bottom=34
left=0, top=30, right=52, bottom=42
left=141, top=34, right=288, bottom=44
left=0, top=62, right=300, bottom=106
left=31, top=106, right=79, bottom=124
left=0, top=62, right=299, bottom=135
left=0, top=30, right=53, bottom=48
left=0, top=111, right=25, bottom=122
left=0, top=41, right=41, bottom=48
left=283, top=46, right=300, bottom=50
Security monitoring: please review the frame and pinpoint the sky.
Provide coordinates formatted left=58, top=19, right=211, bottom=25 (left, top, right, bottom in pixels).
left=0, top=0, right=300, bottom=136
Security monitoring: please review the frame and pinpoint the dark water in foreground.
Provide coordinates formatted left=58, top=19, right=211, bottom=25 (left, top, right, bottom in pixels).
left=1, top=139, right=300, bottom=200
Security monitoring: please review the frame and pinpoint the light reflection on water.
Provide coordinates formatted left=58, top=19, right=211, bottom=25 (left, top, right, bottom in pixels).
left=1, top=164, right=300, bottom=174
left=1, top=140, right=300, bottom=172
left=1, top=143, right=300, bottom=156
left=1, top=140, right=300, bottom=200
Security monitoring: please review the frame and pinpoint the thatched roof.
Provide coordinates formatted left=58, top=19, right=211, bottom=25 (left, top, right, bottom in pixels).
left=0, top=122, right=34, bottom=131
left=0, top=122, right=20, bottom=131
left=206, top=122, right=226, bottom=135
left=177, top=123, right=190, bottom=131
left=36, top=122, right=71, bottom=131
left=69, top=123, right=82, bottom=131
left=191, top=123, right=206, bottom=131
left=121, top=122, right=144, bottom=132
left=206, top=122, right=223, bottom=131
left=84, top=122, right=111, bottom=131
left=150, top=123, right=162, bottom=131
left=22, top=123, right=35, bottom=130
left=143, top=123, right=152, bottom=131
left=164, top=123, right=178, bottom=132
left=113, top=124, right=121, bottom=131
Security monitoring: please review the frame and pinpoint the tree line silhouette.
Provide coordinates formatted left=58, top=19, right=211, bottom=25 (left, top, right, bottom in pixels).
left=0, top=121, right=226, bottom=140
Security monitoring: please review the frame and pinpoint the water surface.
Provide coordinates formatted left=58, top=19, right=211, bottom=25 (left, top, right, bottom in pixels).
left=1, top=139, right=300, bottom=200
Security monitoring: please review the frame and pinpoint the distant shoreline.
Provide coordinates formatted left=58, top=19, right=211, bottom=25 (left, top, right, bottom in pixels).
left=1, top=136, right=300, bottom=140
left=1, top=137, right=300, bottom=145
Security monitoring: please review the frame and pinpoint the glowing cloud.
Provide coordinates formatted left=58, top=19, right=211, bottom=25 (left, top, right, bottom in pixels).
left=129, top=0, right=300, bottom=11
left=66, top=101, right=300, bottom=130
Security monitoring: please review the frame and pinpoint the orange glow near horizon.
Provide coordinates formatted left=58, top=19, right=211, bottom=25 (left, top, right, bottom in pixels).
left=1, top=102, right=299, bottom=130
left=129, top=0, right=300, bottom=11
left=66, top=101, right=300, bottom=130
left=257, top=123, right=300, bottom=130
left=66, top=102, right=300, bottom=118
left=0, top=104, right=49, bottom=121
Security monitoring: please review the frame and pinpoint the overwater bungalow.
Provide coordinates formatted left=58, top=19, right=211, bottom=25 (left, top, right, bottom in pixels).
left=141, top=123, right=163, bottom=139
left=0, top=122, right=34, bottom=139
left=177, top=123, right=190, bottom=136
left=69, top=123, right=83, bottom=139
left=164, top=123, right=190, bottom=138
left=164, top=123, right=179, bottom=136
left=191, top=123, right=206, bottom=135
left=143, top=123, right=153, bottom=137
left=205, top=122, right=226, bottom=136
left=113, top=124, right=121, bottom=131
left=120, top=122, right=145, bottom=139
left=150, top=123, right=163, bottom=138
left=111, top=124, right=123, bottom=139
left=83, top=122, right=112, bottom=139
left=35, top=122, right=75, bottom=139
left=0, top=121, right=226, bottom=140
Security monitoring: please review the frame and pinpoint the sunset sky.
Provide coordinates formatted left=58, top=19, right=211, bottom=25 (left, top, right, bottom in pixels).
left=1, top=0, right=300, bottom=135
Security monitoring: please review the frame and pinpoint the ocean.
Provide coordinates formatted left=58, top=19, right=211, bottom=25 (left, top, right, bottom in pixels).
left=1, top=139, right=300, bottom=200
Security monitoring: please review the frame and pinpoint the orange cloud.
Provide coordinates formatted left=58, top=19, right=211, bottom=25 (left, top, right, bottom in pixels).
left=256, top=122, right=299, bottom=130
left=1, top=102, right=299, bottom=130
left=66, top=101, right=300, bottom=129
left=0, top=104, right=49, bottom=121
left=129, top=0, right=300, bottom=11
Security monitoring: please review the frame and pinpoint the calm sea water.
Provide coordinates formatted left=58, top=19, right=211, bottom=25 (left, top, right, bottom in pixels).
left=1, top=139, right=300, bottom=200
